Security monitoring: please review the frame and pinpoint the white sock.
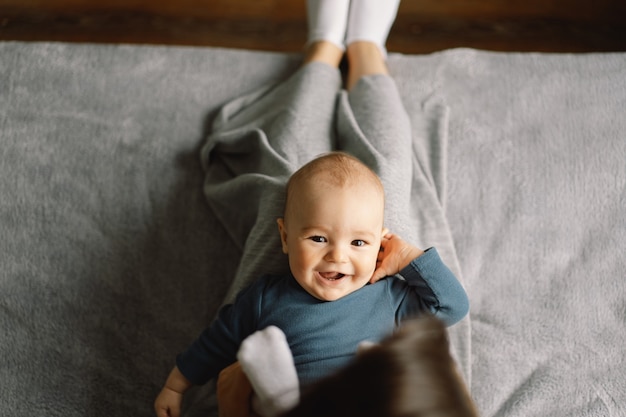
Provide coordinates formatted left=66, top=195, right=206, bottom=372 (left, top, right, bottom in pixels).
left=357, top=340, right=378, bottom=354
left=237, top=326, right=300, bottom=417
left=345, top=0, right=401, bottom=56
left=306, top=0, right=351, bottom=50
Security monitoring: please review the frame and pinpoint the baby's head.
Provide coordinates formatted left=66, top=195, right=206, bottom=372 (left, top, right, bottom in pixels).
left=277, top=152, right=387, bottom=301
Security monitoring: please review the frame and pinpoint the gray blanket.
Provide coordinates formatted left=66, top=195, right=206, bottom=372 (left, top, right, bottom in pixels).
left=1, top=42, right=624, bottom=417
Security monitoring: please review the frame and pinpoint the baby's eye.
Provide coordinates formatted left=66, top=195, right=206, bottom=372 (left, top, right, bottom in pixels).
left=309, top=236, right=327, bottom=243
left=352, top=239, right=366, bottom=247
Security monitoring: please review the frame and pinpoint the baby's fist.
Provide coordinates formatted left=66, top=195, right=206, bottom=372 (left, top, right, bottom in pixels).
left=370, top=233, right=423, bottom=283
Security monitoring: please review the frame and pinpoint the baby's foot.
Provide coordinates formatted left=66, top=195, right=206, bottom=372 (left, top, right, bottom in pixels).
left=237, top=326, right=300, bottom=416
left=357, top=340, right=378, bottom=354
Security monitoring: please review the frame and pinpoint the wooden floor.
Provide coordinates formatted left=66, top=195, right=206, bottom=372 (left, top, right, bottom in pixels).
left=1, top=0, right=625, bottom=53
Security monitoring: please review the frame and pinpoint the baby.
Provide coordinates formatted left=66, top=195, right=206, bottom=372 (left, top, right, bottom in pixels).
left=155, top=152, right=469, bottom=417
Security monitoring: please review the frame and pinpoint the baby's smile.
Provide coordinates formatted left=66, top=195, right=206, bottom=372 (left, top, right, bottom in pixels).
left=318, top=271, right=347, bottom=281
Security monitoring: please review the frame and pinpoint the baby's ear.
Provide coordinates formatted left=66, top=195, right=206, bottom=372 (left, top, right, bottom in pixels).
left=276, top=218, right=289, bottom=254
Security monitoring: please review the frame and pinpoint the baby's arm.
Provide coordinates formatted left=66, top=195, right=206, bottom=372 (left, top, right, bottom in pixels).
left=371, top=232, right=469, bottom=326
left=397, top=248, right=469, bottom=326
left=154, top=366, right=192, bottom=417
left=155, top=280, right=265, bottom=416
left=370, top=233, right=424, bottom=283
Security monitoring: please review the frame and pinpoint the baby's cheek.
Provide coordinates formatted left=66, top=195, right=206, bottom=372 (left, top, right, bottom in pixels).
left=359, top=257, right=378, bottom=277
left=370, top=250, right=380, bottom=267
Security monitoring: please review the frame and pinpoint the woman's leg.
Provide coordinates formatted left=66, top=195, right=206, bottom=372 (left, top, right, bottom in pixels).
left=206, top=9, right=349, bottom=414
left=339, top=37, right=461, bottom=263
left=337, top=9, right=471, bottom=385
left=336, top=41, right=417, bottom=244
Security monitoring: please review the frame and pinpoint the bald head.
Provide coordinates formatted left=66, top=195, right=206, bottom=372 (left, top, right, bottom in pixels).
left=283, top=152, right=385, bottom=223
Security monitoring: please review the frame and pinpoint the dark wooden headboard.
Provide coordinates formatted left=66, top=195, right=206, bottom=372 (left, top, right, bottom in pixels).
left=1, top=0, right=625, bottom=53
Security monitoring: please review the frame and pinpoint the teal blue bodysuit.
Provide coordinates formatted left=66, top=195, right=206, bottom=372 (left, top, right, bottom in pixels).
left=176, top=247, right=468, bottom=387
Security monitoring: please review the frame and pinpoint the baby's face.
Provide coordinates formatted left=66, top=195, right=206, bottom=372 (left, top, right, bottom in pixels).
left=278, top=181, right=385, bottom=301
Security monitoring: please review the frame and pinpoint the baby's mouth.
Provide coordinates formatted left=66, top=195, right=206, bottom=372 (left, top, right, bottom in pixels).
left=319, top=272, right=346, bottom=281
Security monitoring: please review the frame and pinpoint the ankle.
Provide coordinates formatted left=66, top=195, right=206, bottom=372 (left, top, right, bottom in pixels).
left=347, top=41, right=385, bottom=59
left=304, top=41, right=344, bottom=68
left=346, top=42, right=389, bottom=90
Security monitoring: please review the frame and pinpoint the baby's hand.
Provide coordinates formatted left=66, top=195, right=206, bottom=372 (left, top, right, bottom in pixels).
left=370, top=233, right=424, bottom=284
left=155, top=366, right=191, bottom=417
left=154, top=386, right=183, bottom=417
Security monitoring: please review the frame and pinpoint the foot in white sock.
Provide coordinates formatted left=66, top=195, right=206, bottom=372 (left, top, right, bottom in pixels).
left=357, top=340, right=378, bottom=354
left=237, top=326, right=300, bottom=417
left=345, top=0, right=401, bottom=56
left=306, top=0, right=351, bottom=50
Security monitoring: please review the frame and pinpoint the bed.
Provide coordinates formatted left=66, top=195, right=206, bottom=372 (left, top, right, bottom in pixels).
left=1, top=41, right=625, bottom=416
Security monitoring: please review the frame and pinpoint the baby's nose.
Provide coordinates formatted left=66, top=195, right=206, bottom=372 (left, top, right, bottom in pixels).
left=325, top=245, right=349, bottom=263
